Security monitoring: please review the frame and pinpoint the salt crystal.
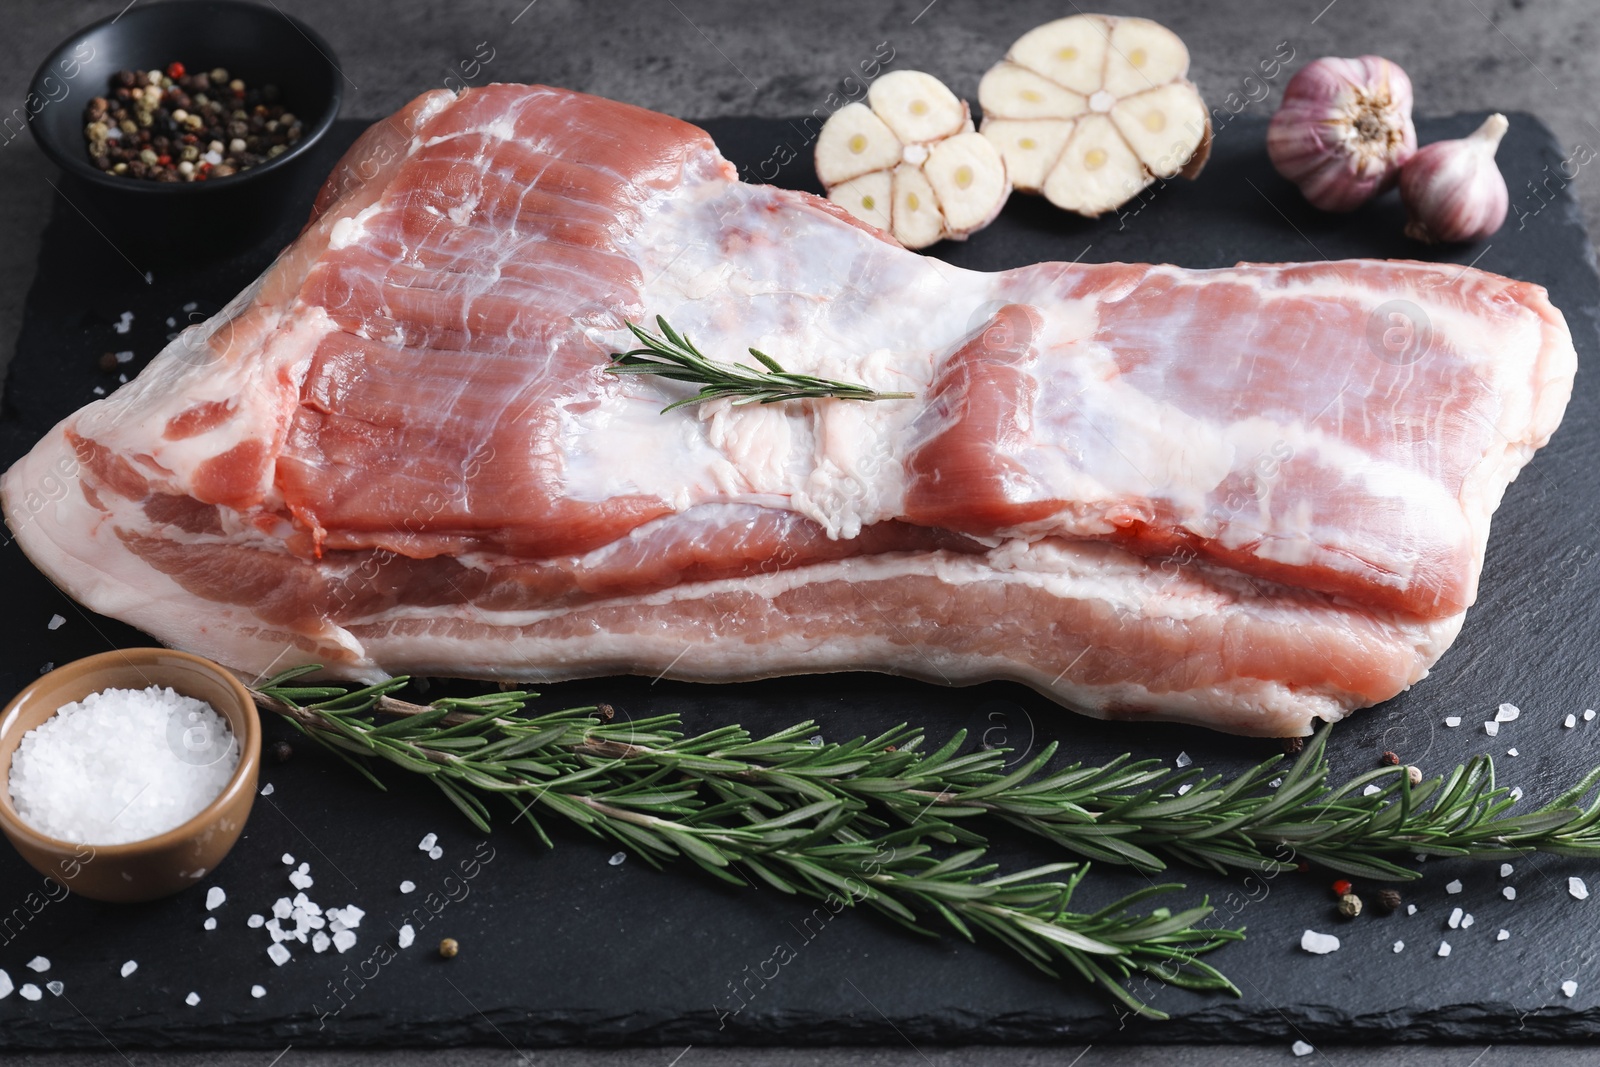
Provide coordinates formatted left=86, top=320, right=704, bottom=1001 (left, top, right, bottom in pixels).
left=166, top=317, right=176, bottom=327
left=333, top=929, right=357, bottom=953
left=312, top=932, right=331, bottom=953
left=1444, top=716, right=1461, bottom=728
left=1438, top=941, right=1451, bottom=957
left=0, top=970, right=12, bottom=999
left=1484, top=721, right=1499, bottom=737
left=1565, top=714, right=1578, bottom=728
left=398, top=924, right=415, bottom=949
left=1176, top=783, right=1192, bottom=796
left=1563, top=980, right=1579, bottom=998
left=1504, top=887, right=1517, bottom=901
left=272, top=897, right=292, bottom=919
left=1300, top=929, right=1340, bottom=954
left=46, top=981, right=63, bottom=996
left=1392, top=940, right=1405, bottom=953
left=1571, top=877, right=1590, bottom=900
left=428, top=846, right=443, bottom=860
left=1507, top=748, right=1519, bottom=757
left=46, top=614, right=64, bottom=631
left=185, top=991, right=200, bottom=1006
left=252, top=984, right=266, bottom=998
left=1461, top=913, right=1475, bottom=929
left=1292, top=1040, right=1314, bottom=1057
left=338, top=905, right=364, bottom=927
left=26, top=957, right=49, bottom=973
left=92, top=387, right=105, bottom=395
left=1362, top=784, right=1382, bottom=796
left=281, top=853, right=295, bottom=865
left=1446, top=880, right=1463, bottom=894
left=260, top=783, right=275, bottom=796
left=114, top=312, right=133, bottom=333
left=118, top=374, right=126, bottom=383
left=120, top=960, right=137, bottom=978
left=20, top=984, right=41, bottom=1001
left=608, top=851, right=626, bottom=866
left=399, top=880, right=415, bottom=894
left=1501, top=863, right=1514, bottom=877
left=1497, top=929, right=1510, bottom=941
left=183, top=301, right=199, bottom=312
left=8, top=688, right=238, bottom=845
left=1496, top=703, right=1520, bottom=722
left=267, top=944, right=290, bottom=966
left=418, top=832, right=438, bottom=852
left=1587, top=709, right=1597, bottom=722
left=114, top=350, right=134, bottom=364
left=203, top=917, right=217, bottom=931
left=1175, top=751, right=1192, bottom=768
left=247, top=914, right=264, bottom=928
left=289, top=868, right=314, bottom=890
left=1448, top=907, right=1463, bottom=929
left=1407, top=904, right=1418, bottom=915
left=1510, top=787, right=1524, bottom=801
left=1415, top=853, right=1428, bottom=863
left=206, top=886, right=226, bottom=911
left=1268, top=778, right=1283, bottom=789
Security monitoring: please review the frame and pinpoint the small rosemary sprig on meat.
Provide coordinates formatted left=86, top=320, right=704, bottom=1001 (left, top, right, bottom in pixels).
left=606, top=316, right=913, bottom=412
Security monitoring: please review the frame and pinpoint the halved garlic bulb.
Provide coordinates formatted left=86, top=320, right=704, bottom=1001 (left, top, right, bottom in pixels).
left=978, top=14, right=1210, bottom=217
left=815, top=70, right=1010, bottom=249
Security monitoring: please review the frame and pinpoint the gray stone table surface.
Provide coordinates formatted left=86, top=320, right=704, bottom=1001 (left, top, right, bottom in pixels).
left=4, top=0, right=1600, bottom=1064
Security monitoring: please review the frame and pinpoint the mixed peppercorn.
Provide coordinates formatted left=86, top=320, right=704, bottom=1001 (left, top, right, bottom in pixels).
left=83, top=62, right=304, bottom=182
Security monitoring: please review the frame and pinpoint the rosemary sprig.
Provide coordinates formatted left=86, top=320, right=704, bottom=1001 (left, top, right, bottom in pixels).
left=252, top=670, right=1238, bottom=1016
left=606, top=316, right=914, bottom=412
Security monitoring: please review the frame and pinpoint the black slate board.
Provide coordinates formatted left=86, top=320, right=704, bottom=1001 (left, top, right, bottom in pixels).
left=1, top=112, right=1598, bottom=1050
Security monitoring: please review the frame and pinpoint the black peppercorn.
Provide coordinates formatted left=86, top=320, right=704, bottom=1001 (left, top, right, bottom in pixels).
left=1282, top=736, right=1304, bottom=756
left=270, top=740, right=295, bottom=764
left=1375, top=888, right=1402, bottom=913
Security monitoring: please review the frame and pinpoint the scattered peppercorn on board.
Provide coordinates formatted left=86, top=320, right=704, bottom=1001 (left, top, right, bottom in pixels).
left=1, top=112, right=1598, bottom=1048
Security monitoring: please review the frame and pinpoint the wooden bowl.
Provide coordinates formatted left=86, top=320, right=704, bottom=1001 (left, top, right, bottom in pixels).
left=0, top=648, right=260, bottom=902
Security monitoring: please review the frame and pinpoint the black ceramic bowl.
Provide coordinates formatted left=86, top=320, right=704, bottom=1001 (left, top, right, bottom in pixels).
left=27, top=0, right=343, bottom=256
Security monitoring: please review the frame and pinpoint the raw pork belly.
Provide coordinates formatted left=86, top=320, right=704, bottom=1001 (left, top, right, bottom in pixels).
left=2, top=85, right=1576, bottom=735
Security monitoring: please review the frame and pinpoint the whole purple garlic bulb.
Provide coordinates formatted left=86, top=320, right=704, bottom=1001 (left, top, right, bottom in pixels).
left=1267, top=56, right=1417, bottom=212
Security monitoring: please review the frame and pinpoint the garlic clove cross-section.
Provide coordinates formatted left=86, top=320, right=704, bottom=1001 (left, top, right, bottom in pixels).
left=815, top=70, right=1011, bottom=249
left=979, top=14, right=1210, bottom=217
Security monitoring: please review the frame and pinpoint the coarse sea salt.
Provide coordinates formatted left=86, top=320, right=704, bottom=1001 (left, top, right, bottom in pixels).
left=399, top=880, right=415, bottom=894
left=1587, top=709, right=1597, bottom=722
left=1438, top=941, right=1451, bottom=957
left=1175, top=751, right=1192, bottom=768
left=1300, top=930, right=1339, bottom=954
left=1444, top=716, right=1461, bottom=728
left=398, top=924, right=415, bottom=949
left=46, top=614, right=64, bottom=631
left=1446, top=880, right=1463, bottom=894
left=1497, top=929, right=1510, bottom=941
left=46, top=981, right=63, bottom=996
left=1484, top=721, right=1499, bottom=737
left=1564, top=980, right=1579, bottom=998
left=20, top=984, right=40, bottom=1001
left=1504, top=886, right=1517, bottom=901
left=1571, top=877, right=1590, bottom=900
left=267, top=943, right=290, bottom=966
left=26, top=956, right=48, bottom=973
left=1501, top=863, right=1514, bottom=877
left=206, top=886, right=226, bottom=910
left=1496, top=703, right=1520, bottom=723
left=251, top=984, right=266, bottom=998
left=8, top=687, right=237, bottom=845
left=1448, top=907, right=1463, bottom=929
left=121, top=960, right=137, bottom=978
left=1292, top=1040, right=1314, bottom=1057
left=1393, top=940, right=1405, bottom=953
left=1566, top=714, right=1578, bottom=729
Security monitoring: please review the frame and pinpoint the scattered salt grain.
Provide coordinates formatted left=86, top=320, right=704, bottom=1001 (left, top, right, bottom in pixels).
left=206, top=886, right=226, bottom=911
left=1362, top=784, right=1382, bottom=796
left=0, top=970, right=11, bottom=999
left=267, top=944, right=290, bottom=966
left=1501, top=863, right=1514, bottom=877
left=1496, top=703, right=1520, bottom=723
left=260, top=783, right=275, bottom=796
left=1448, top=907, right=1463, bottom=929
left=1268, top=777, right=1283, bottom=789
left=46, top=614, right=64, bottom=631
left=166, top=316, right=176, bottom=327
left=1504, top=886, right=1517, bottom=901
left=271, top=897, right=292, bottom=919
left=333, top=929, right=357, bottom=953
left=46, top=981, right=63, bottom=996
left=281, top=853, right=295, bottom=865
left=1445, top=880, right=1463, bottom=895
left=251, top=985, right=266, bottom=998
left=1570, top=877, right=1590, bottom=900
left=120, top=960, right=137, bottom=978
left=399, top=880, right=415, bottom=894
left=1407, top=904, right=1418, bottom=916
left=1292, top=1040, right=1314, bottom=1057
left=1563, top=980, right=1579, bottom=998
left=8, top=687, right=238, bottom=845
left=27, top=957, right=49, bottom=973
left=113, top=311, right=133, bottom=333
left=1510, top=786, right=1524, bottom=801
left=1176, top=783, right=1192, bottom=795
left=1497, top=929, right=1510, bottom=941
left=398, top=924, right=415, bottom=949
left=428, top=845, right=443, bottom=860
left=183, top=301, right=199, bottom=312
left=608, top=851, right=626, bottom=866
left=114, top=350, right=134, bottom=364
left=312, top=931, right=330, bottom=953
left=1587, top=709, right=1597, bottom=722
left=1438, top=941, right=1451, bottom=957
left=20, top=984, right=40, bottom=1001
left=247, top=914, right=264, bottom=928
left=289, top=863, right=313, bottom=890
left=1393, top=940, right=1405, bottom=953
left=418, top=832, right=438, bottom=852
left=1444, top=716, right=1461, bottom=728
left=181, top=991, right=199, bottom=1006
left=1461, top=913, right=1475, bottom=929
left=1300, top=929, right=1340, bottom=954
left=203, top=917, right=217, bottom=931
left=1175, top=751, right=1192, bottom=768
left=92, top=386, right=105, bottom=396
left=1484, top=721, right=1499, bottom=737
left=1566, top=714, right=1578, bottom=729
left=1507, top=748, right=1519, bottom=757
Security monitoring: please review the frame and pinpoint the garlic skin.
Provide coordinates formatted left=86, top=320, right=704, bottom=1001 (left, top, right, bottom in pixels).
left=1400, top=114, right=1510, bottom=244
left=1267, top=56, right=1416, bottom=212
